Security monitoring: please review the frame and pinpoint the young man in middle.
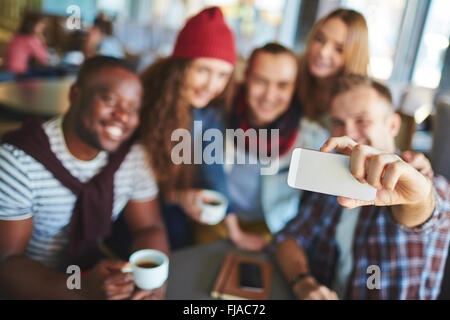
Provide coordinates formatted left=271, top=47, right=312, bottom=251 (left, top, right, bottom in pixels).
left=186, top=42, right=329, bottom=250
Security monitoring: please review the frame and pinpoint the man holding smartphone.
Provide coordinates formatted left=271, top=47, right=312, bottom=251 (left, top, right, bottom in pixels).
left=274, top=74, right=449, bottom=300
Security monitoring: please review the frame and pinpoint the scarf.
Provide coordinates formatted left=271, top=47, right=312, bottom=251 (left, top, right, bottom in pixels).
left=229, top=86, right=302, bottom=157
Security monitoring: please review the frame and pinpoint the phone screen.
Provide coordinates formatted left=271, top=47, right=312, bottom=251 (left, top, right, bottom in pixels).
left=239, top=262, right=263, bottom=291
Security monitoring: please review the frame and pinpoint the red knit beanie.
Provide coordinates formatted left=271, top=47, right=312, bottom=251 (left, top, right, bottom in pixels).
left=171, top=7, right=236, bottom=65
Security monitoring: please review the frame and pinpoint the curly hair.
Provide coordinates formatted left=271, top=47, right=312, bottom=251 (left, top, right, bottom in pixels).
left=139, top=57, right=235, bottom=197
left=139, top=57, right=193, bottom=197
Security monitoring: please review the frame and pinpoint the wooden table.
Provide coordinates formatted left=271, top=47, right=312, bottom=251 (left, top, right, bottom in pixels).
left=166, top=239, right=295, bottom=300
left=0, top=77, right=75, bottom=119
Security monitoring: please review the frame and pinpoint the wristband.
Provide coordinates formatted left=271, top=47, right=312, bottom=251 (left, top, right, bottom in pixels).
left=290, top=272, right=312, bottom=288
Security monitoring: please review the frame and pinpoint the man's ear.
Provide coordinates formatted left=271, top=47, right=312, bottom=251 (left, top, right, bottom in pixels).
left=389, top=112, right=402, bottom=138
left=69, top=84, right=80, bottom=110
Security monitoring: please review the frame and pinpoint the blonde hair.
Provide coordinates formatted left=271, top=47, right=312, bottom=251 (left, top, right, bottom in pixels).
left=298, top=8, right=369, bottom=121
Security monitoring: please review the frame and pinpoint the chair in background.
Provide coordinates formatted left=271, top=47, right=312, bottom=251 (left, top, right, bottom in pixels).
left=431, top=95, right=450, bottom=180
left=395, top=85, right=436, bottom=152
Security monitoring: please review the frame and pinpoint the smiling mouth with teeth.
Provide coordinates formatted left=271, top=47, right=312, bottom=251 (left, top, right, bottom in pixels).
left=105, top=126, right=124, bottom=139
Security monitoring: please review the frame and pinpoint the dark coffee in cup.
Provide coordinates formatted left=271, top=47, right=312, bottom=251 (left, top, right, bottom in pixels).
left=203, top=199, right=222, bottom=206
left=125, top=249, right=169, bottom=290
left=136, top=260, right=160, bottom=269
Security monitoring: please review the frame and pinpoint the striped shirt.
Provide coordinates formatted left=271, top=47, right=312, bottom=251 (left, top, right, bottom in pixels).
left=274, top=176, right=450, bottom=299
left=0, top=116, right=158, bottom=271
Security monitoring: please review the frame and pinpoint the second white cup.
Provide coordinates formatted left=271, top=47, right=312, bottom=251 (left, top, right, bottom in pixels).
left=196, top=190, right=228, bottom=225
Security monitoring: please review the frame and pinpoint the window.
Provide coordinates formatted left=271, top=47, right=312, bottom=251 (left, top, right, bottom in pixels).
left=340, top=0, right=407, bottom=80
left=97, top=0, right=127, bottom=17
left=411, top=0, right=450, bottom=88
left=114, top=0, right=300, bottom=71
left=204, top=0, right=289, bottom=58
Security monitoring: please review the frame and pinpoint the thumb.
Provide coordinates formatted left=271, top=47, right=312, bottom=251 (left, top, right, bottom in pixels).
left=197, top=190, right=214, bottom=203
left=337, top=197, right=372, bottom=209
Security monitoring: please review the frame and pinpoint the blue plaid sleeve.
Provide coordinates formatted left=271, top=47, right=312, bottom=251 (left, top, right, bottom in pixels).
left=396, top=175, right=450, bottom=233
left=271, top=192, right=338, bottom=251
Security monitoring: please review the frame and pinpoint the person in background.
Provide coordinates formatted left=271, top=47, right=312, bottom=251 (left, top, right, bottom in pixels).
left=83, top=13, right=125, bottom=60
left=0, top=56, right=168, bottom=300
left=185, top=43, right=328, bottom=251
left=274, top=74, right=449, bottom=300
left=139, top=7, right=236, bottom=249
left=297, top=8, right=369, bottom=128
left=4, top=12, right=49, bottom=74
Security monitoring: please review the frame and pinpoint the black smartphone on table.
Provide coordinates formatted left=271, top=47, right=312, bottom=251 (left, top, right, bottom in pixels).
left=239, top=262, right=263, bottom=291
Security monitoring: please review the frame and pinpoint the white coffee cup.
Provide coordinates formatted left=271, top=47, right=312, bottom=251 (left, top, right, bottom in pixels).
left=121, top=249, right=169, bottom=290
left=196, top=190, right=228, bottom=225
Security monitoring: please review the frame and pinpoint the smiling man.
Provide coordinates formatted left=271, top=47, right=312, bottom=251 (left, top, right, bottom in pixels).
left=274, top=74, right=450, bottom=300
left=191, top=43, right=329, bottom=251
left=0, top=56, right=169, bottom=300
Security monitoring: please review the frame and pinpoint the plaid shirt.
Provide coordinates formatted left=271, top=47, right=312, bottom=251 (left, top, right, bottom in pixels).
left=274, top=176, right=450, bottom=300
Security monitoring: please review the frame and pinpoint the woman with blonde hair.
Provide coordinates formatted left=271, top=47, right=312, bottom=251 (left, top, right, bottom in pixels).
left=139, top=7, right=236, bottom=249
left=297, top=8, right=370, bottom=126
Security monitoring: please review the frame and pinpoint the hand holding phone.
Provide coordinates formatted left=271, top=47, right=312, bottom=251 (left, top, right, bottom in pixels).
left=288, top=147, right=377, bottom=201
left=318, top=137, right=433, bottom=216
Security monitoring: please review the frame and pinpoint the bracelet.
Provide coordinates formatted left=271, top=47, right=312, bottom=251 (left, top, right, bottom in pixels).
left=290, top=272, right=312, bottom=288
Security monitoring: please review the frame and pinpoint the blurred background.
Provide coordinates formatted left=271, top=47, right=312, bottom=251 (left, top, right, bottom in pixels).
left=0, top=0, right=448, bottom=85
left=0, top=0, right=449, bottom=177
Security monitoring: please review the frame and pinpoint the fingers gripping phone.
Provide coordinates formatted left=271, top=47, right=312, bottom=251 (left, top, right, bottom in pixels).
left=239, top=262, right=263, bottom=291
left=287, top=148, right=377, bottom=201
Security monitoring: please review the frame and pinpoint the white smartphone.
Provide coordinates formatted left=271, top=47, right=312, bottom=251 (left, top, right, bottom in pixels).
left=287, top=148, right=377, bottom=202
